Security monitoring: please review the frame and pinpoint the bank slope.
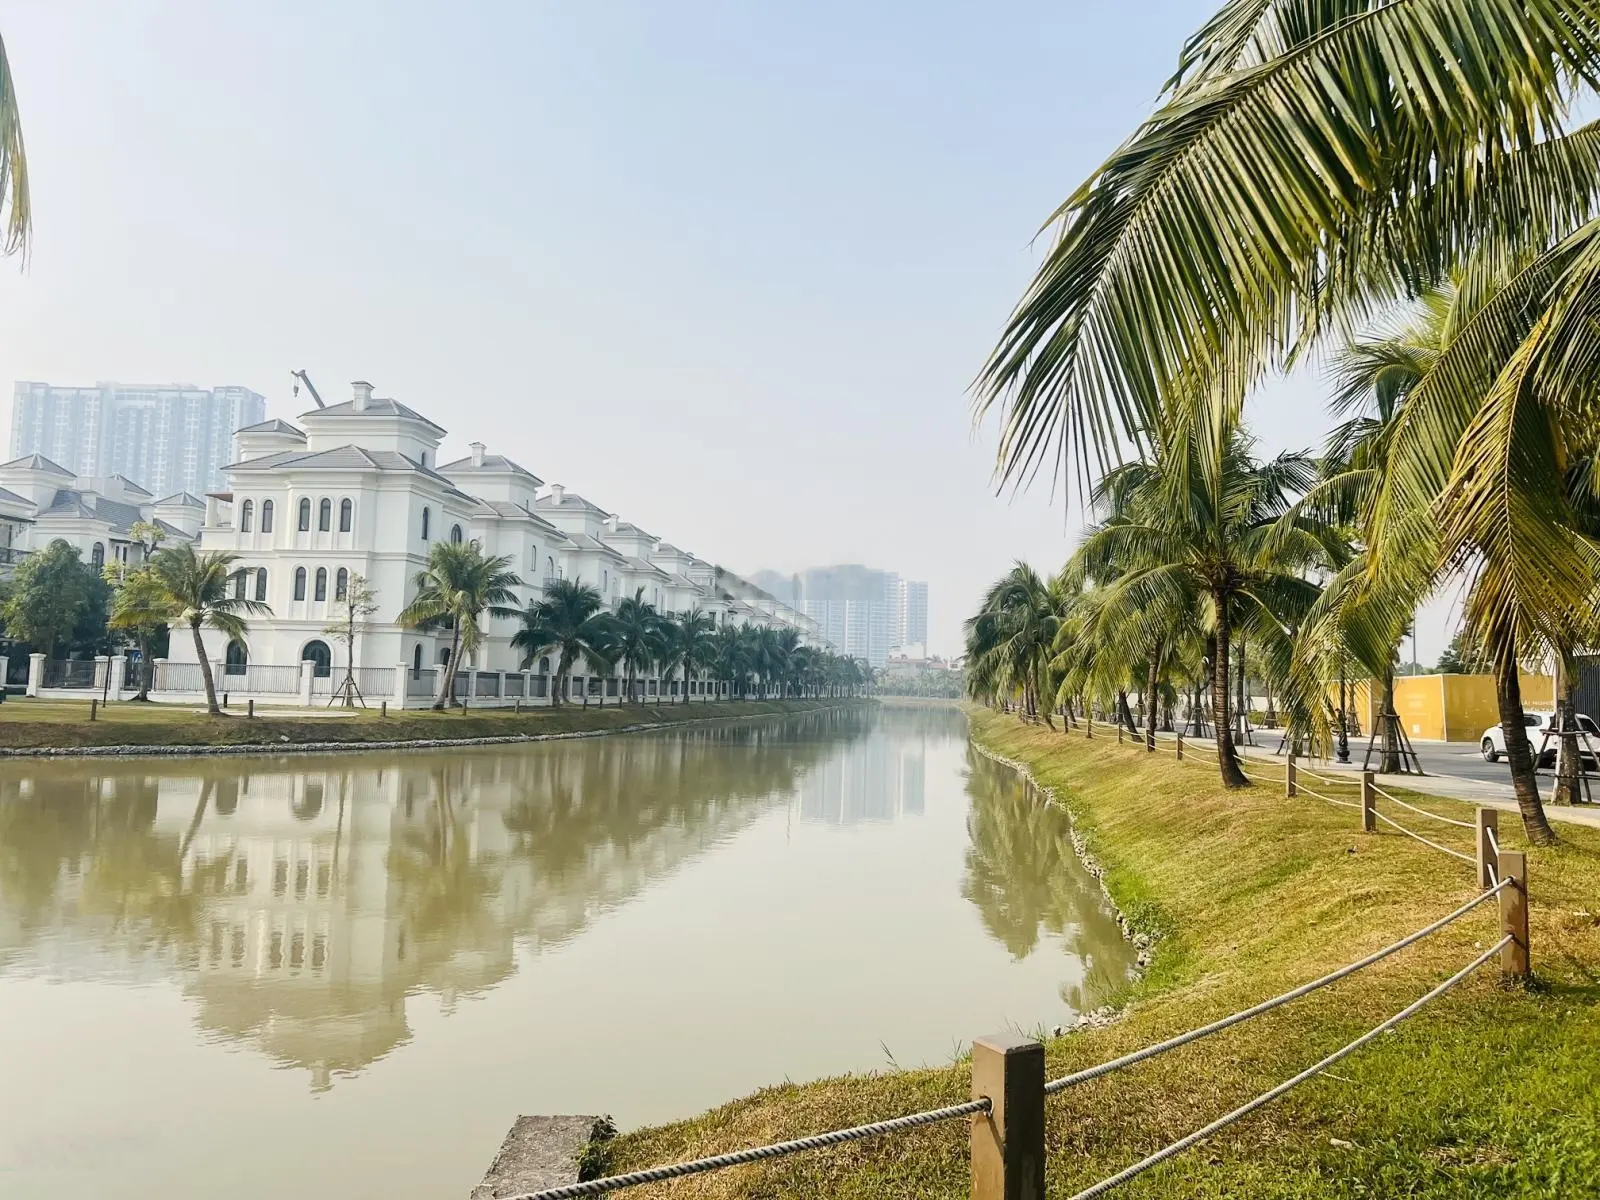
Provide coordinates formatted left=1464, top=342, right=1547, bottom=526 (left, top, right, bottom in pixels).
left=599, top=708, right=1600, bottom=1199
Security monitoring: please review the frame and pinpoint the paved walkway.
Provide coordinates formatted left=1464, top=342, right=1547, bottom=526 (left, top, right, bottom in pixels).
left=1188, top=730, right=1600, bottom=831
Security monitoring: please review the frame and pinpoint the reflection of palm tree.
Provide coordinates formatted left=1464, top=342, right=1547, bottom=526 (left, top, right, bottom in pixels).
left=960, top=748, right=1134, bottom=1008
left=389, top=767, right=503, bottom=950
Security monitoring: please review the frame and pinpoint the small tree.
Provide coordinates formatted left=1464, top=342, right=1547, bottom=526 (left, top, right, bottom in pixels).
left=103, top=521, right=171, bottom=699
left=2, top=539, right=95, bottom=659
left=323, top=573, right=379, bottom=706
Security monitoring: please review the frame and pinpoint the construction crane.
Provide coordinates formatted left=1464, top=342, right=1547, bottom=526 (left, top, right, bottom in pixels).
left=290, top=369, right=326, bottom=408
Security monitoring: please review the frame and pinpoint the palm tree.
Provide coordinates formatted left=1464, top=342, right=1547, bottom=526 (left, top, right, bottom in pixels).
left=397, top=541, right=522, bottom=711
left=105, top=563, right=174, bottom=702
left=976, top=3, right=1600, bottom=834
left=964, top=563, right=1070, bottom=723
left=1065, top=422, right=1338, bottom=788
left=611, top=588, right=665, bottom=702
left=713, top=625, right=753, bottom=699
left=511, top=578, right=616, bottom=706
left=146, top=543, right=271, bottom=716
left=0, top=31, right=30, bottom=259
left=659, top=608, right=716, bottom=703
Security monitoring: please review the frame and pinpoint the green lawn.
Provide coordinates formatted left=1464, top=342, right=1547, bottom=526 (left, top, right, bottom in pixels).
left=596, top=708, right=1600, bottom=1199
left=0, top=695, right=862, bottom=750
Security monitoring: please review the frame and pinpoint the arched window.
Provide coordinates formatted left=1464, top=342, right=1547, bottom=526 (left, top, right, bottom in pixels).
left=421, top=507, right=431, bottom=541
left=601, top=568, right=608, bottom=590
left=224, top=640, right=248, bottom=676
left=339, top=498, right=352, bottom=532
left=240, top=499, right=254, bottom=532
left=298, top=498, right=311, bottom=531
left=450, top=523, right=463, bottom=544
left=314, top=567, right=328, bottom=601
left=301, top=640, right=332, bottom=678
left=438, top=647, right=452, bottom=666
left=255, top=568, right=268, bottom=602
left=412, top=644, right=423, bottom=679
left=233, top=571, right=246, bottom=600
left=91, top=542, right=105, bottom=569
left=261, top=499, right=274, bottom=532
left=539, top=656, right=550, bottom=675
left=318, top=498, right=332, bottom=532
left=294, top=567, right=307, bottom=601
left=547, top=555, right=555, bottom=577
left=335, top=568, right=348, bottom=601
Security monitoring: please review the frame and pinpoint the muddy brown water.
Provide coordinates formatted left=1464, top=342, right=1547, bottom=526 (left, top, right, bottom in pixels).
left=0, top=704, right=1132, bottom=1199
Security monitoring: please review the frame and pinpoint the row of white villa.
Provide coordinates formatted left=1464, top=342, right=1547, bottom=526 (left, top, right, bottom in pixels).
left=2, top=381, right=828, bottom=706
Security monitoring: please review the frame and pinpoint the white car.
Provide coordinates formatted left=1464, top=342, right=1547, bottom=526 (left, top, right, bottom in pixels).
left=1481, top=711, right=1600, bottom=767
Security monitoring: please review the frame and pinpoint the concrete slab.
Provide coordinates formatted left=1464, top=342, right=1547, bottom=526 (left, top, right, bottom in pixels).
left=470, top=1115, right=610, bottom=1199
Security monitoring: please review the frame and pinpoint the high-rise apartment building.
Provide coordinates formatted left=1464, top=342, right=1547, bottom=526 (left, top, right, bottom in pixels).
left=902, top=580, right=929, bottom=648
left=10, top=382, right=266, bottom=496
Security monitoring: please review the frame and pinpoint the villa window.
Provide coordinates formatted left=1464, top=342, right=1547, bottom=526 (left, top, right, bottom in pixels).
left=339, top=498, right=352, bottom=532
left=318, top=498, right=332, bottom=532
left=314, top=567, right=328, bottom=602
left=261, top=499, right=274, bottom=533
left=224, top=640, right=248, bottom=676
left=294, top=567, right=307, bottom=601
left=421, top=507, right=431, bottom=541
left=255, top=568, right=268, bottom=603
left=298, top=498, right=311, bottom=531
left=233, top=571, right=246, bottom=600
left=335, top=568, right=348, bottom=601
left=412, top=644, right=423, bottom=679
left=91, top=543, right=104, bottom=569
left=450, top=524, right=463, bottom=544
left=240, top=500, right=253, bottom=532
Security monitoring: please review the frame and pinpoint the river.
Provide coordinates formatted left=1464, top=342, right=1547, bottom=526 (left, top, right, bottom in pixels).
left=0, top=703, right=1132, bottom=1199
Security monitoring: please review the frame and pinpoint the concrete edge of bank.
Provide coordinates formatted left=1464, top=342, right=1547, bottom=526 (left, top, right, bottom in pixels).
left=0, top=700, right=872, bottom=761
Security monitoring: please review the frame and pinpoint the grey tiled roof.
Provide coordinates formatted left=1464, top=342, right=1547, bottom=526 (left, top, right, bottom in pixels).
left=471, top=498, right=569, bottom=538
left=564, top=532, right=628, bottom=561
left=0, top=453, right=74, bottom=477
left=608, top=521, right=655, bottom=540
left=299, top=397, right=446, bottom=433
left=438, top=454, right=542, bottom=483
left=0, top=484, right=33, bottom=510
left=235, top=418, right=306, bottom=438
left=224, top=445, right=476, bottom=502
left=535, top=491, right=612, bottom=516
left=35, top=490, right=145, bottom=536
left=108, top=474, right=152, bottom=497
left=624, top=556, right=671, bottom=578
left=153, top=491, right=206, bottom=508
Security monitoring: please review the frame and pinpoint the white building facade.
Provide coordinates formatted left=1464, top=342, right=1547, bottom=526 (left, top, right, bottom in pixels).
left=158, top=382, right=826, bottom=706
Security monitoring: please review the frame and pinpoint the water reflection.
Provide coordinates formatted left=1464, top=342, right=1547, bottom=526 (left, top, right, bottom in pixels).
left=0, top=704, right=1129, bottom=1110
left=0, top=708, right=873, bottom=1090
left=960, top=748, right=1133, bottom=1012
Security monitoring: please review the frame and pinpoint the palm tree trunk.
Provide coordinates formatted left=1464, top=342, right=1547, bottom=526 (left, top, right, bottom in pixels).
left=1495, top=641, right=1556, bottom=843
left=435, top=626, right=462, bottom=710
left=1145, top=652, right=1160, bottom=746
left=136, top=633, right=153, bottom=701
left=1211, top=593, right=1248, bottom=788
left=1117, top=688, right=1136, bottom=734
left=1554, top=654, right=1580, bottom=807
left=193, top=619, right=221, bottom=716
left=1379, top=666, right=1400, bottom=773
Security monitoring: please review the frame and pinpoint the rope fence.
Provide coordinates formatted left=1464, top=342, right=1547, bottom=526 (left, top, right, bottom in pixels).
left=1371, top=784, right=1476, bottom=830
left=1063, top=936, right=1513, bottom=1200
left=510, top=865, right=1529, bottom=1200
left=1373, top=809, right=1476, bottom=864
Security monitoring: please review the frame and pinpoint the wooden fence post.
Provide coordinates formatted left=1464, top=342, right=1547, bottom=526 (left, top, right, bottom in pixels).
left=1285, top=753, right=1297, bottom=798
left=1176, top=734, right=1184, bottom=761
left=89, top=698, right=97, bottom=721
left=1360, top=771, right=1376, bottom=832
left=1476, top=808, right=1499, bottom=891
left=970, top=1033, right=1045, bottom=1200
left=1499, top=849, right=1529, bottom=978
left=247, top=698, right=255, bottom=719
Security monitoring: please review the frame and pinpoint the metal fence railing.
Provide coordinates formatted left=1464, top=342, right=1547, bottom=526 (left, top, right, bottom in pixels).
left=354, top=667, right=395, bottom=699
left=408, top=670, right=435, bottom=698
left=153, top=661, right=207, bottom=693
left=42, top=659, right=99, bottom=689
left=241, top=664, right=302, bottom=694
left=504, top=673, right=525, bottom=699
left=477, top=672, right=501, bottom=698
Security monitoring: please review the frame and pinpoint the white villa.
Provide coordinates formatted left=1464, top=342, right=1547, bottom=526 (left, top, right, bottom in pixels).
left=135, top=380, right=827, bottom=706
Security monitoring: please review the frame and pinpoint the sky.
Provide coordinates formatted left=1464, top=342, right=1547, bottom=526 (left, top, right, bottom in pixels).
left=0, top=0, right=1463, bottom=660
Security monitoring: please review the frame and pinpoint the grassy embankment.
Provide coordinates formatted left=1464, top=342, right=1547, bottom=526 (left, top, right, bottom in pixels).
left=599, top=707, right=1600, bottom=1199
left=0, top=696, right=862, bottom=751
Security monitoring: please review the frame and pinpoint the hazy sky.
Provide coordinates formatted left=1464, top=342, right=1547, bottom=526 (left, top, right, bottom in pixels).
left=0, top=0, right=1462, bottom=659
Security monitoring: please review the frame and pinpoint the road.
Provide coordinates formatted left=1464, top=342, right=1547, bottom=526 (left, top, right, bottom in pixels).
left=1224, top=728, right=1600, bottom=829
